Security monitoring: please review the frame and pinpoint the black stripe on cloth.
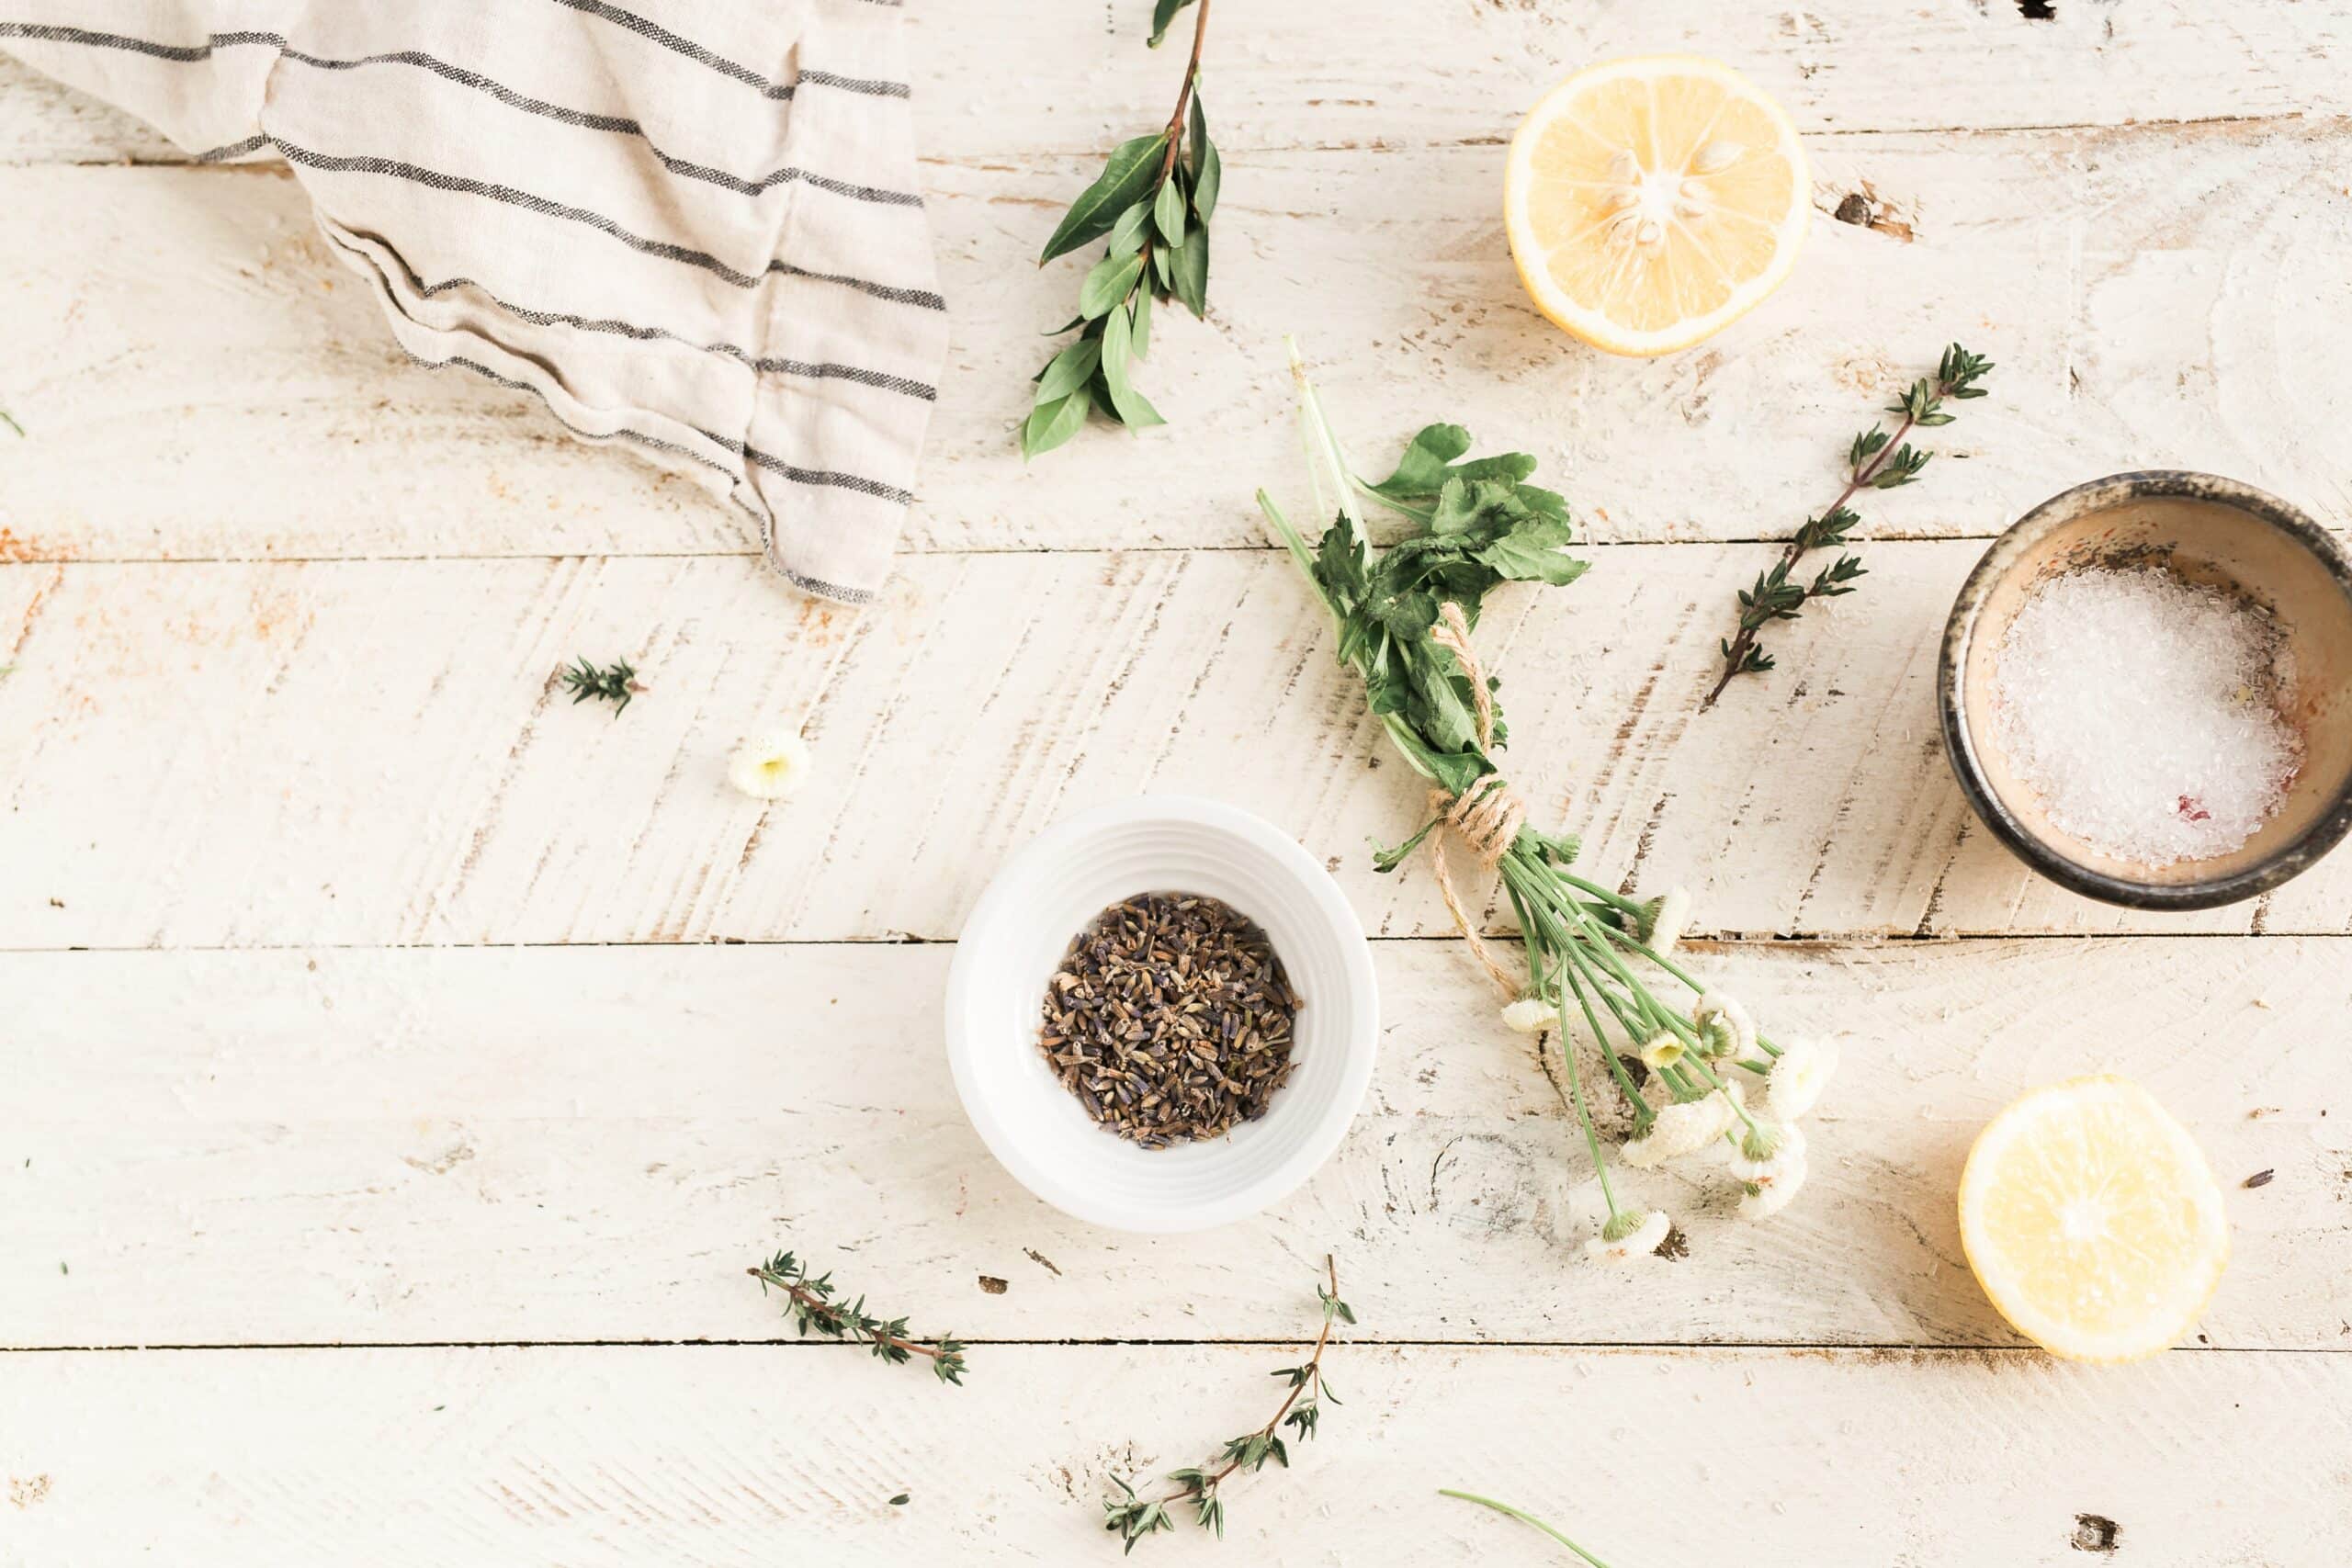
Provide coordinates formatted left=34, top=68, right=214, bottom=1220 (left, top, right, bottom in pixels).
left=543, top=0, right=909, bottom=99
left=0, top=22, right=922, bottom=206
left=193, top=133, right=270, bottom=163
left=0, top=20, right=272, bottom=60
left=772, top=261, right=945, bottom=312
left=401, top=350, right=897, bottom=605
left=332, top=227, right=939, bottom=400
left=270, top=138, right=944, bottom=308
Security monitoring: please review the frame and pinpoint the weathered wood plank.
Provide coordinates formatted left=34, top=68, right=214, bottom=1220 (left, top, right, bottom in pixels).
left=3, top=940, right=2340, bottom=1349
left=6, top=1, right=2351, bottom=165
left=3, top=119, right=2348, bottom=561
left=5, top=548, right=2348, bottom=947
left=3, top=1343, right=2346, bottom=1563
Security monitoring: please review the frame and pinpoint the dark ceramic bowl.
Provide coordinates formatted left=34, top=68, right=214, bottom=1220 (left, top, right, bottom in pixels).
left=1939, top=471, right=2352, bottom=910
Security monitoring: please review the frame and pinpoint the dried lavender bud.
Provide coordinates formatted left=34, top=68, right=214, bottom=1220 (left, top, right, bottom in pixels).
left=1040, top=892, right=1300, bottom=1147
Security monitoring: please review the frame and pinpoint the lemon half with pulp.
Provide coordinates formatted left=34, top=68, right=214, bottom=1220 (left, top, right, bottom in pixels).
left=1958, top=1076, right=2229, bottom=1363
left=1505, top=54, right=1810, bottom=356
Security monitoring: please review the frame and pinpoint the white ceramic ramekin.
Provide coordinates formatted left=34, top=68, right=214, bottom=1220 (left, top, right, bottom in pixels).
left=944, top=795, right=1379, bottom=1234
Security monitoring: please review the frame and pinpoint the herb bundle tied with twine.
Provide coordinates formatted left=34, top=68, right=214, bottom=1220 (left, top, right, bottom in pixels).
left=1258, top=344, right=1841, bottom=1258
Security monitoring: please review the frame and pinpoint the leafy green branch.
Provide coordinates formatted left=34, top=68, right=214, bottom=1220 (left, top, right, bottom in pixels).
left=747, top=1250, right=969, bottom=1385
left=1102, top=1256, right=1352, bottom=1551
left=1703, top=343, right=1993, bottom=706
left=1023, top=0, right=1219, bottom=459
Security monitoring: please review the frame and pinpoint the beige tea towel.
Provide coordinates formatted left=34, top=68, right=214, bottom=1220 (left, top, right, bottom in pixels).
left=0, top=0, right=946, bottom=604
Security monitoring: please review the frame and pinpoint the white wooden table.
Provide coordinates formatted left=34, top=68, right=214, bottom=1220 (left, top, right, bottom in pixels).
left=6, top=5, right=2352, bottom=1562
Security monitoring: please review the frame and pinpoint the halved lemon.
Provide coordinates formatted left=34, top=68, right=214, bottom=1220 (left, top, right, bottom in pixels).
left=1504, top=55, right=1810, bottom=356
left=1958, top=1077, right=2229, bottom=1363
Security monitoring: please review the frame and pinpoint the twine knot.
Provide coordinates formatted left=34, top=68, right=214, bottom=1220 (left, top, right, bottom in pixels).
left=1420, top=603, right=1531, bottom=997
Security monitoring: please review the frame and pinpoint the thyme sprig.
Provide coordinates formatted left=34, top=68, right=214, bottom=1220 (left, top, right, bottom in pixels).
left=1102, top=1256, right=1351, bottom=1551
left=559, top=655, right=641, bottom=715
left=1703, top=343, right=1994, bottom=706
left=0, top=410, right=22, bottom=437
left=747, top=1250, right=969, bottom=1385
left=1023, top=0, right=1218, bottom=458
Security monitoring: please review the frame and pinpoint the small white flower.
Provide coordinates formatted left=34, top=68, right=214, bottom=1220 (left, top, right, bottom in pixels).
left=1766, top=1037, right=1840, bottom=1121
left=1500, top=998, right=1553, bottom=1034
left=1639, top=886, right=1694, bottom=955
left=1692, top=991, right=1756, bottom=1059
left=1584, top=1208, right=1671, bottom=1264
left=1623, top=1091, right=1735, bottom=1168
left=1729, top=1120, right=1807, bottom=1182
left=729, top=730, right=815, bottom=800
left=1738, top=1156, right=1809, bottom=1220
left=1636, top=1032, right=1685, bottom=1072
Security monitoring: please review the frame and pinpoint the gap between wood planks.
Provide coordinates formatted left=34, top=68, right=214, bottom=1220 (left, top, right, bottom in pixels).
left=5, top=929, right=2336, bottom=955
left=8, top=1337, right=2348, bottom=1355
left=3, top=109, right=2331, bottom=169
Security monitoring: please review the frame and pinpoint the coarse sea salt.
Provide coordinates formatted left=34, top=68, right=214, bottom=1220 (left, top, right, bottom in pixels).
left=1990, top=564, right=2302, bottom=867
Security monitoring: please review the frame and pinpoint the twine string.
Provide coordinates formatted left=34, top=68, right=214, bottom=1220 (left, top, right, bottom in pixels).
left=1421, top=603, right=1528, bottom=998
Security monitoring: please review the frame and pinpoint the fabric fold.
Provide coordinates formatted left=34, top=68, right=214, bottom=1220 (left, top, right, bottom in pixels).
left=1, top=0, right=945, bottom=604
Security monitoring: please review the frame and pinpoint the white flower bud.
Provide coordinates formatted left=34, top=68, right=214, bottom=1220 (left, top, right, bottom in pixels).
left=1692, top=991, right=1756, bottom=1059
left=1637, top=1032, right=1685, bottom=1072
left=729, top=730, right=815, bottom=800
left=1584, top=1208, right=1671, bottom=1264
left=1730, top=1120, right=1807, bottom=1182
left=1635, top=886, right=1694, bottom=955
left=1500, top=998, right=1553, bottom=1034
left=1622, top=1091, right=1735, bottom=1168
left=1738, top=1156, right=1809, bottom=1220
left=1765, top=1037, right=1839, bottom=1121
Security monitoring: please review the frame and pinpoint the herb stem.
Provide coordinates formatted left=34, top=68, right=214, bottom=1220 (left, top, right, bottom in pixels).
left=1439, top=1489, right=1618, bottom=1568
left=1173, top=1250, right=1336, bottom=1504
left=1704, top=410, right=1912, bottom=708
left=745, top=1260, right=967, bottom=1382
left=1159, top=0, right=1211, bottom=169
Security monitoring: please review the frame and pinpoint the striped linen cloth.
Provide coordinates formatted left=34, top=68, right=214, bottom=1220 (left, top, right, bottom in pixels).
left=0, top=0, right=945, bottom=604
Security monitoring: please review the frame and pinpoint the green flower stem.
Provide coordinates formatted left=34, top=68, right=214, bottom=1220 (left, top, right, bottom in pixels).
left=1587, top=914, right=1709, bottom=998
left=1439, top=1490, right=1617, bottom=1568
left=1563, top=958, right=1653, bottom=1122
left=1680, top=1053, right=1765, bottom=1135
left=1553, top=998, right=1618, bottom=1216
left=1558, top=872, right=1645, bottom=917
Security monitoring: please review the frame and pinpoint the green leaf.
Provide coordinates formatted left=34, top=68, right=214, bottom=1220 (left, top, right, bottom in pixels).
left=1035, top=337, right=1102, bottom=404
left=1079, top=251, right=1147, bottom=320
left=1130, top=288, right=1153, bottom=360
left=1188, top=96, right=1220, bottom=221
left=1476, top=514, right=1589, bottom=585
left=1171, top=223, right=1209, bottom=317
left=1101, top=307, right=1163, bottom=429
left=1021, top=390, right=1088, bottom=460
left=1107, top=197, right=1153, bottom=259
left=1150, top=244, right=1175, bottom=289
left=1148, top=0, right=1198, bottom=47
left=1039, top=134, right=1169, bottom=263
left=1364, top=424, right=1539, bottom=516
left=1152, top=174, right=1187, bottom=248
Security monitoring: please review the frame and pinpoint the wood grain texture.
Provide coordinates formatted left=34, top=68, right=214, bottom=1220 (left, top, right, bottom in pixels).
left=4, top=939, right=2343, bottom=1349
left=6, top=2, right=2350, bottom=164
left=6, top=1344, right=2349, bottom=1565
left=2, top=126, right=2348, bottom=560
left=5, top=548, right=2349, bottom=949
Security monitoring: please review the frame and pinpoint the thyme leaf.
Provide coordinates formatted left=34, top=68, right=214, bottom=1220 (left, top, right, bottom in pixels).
left=747, top=1250, right=968, bottom=1385
left=1102, top=1256, right=1351, bottom=1551
left=1703, top=342, right=1993, bottom=705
